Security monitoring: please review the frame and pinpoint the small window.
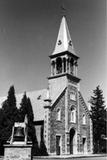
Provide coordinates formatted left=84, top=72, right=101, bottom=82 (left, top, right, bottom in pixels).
left=83, top=114, right=86, bottom=125
left=56, top=108, right=61, bottom=121
left=70, top=92, right=76, bottom=101
left=56, top=57, right=62, bottom=74
left=70, top=108, right=76, bottom=123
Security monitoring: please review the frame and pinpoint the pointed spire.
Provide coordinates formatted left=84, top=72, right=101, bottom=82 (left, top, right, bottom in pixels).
left=52, top=16, right=76, bottom=55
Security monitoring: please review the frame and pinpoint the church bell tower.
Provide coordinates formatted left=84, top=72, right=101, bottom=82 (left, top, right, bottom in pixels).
left=48, top=16, right=80, bottom=102
left=50, top=16, right=79, bottom=77
left=44, top=15, right=92, bottom=155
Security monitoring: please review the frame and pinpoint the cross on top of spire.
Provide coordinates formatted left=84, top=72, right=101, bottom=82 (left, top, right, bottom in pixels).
left=61, top=4, right=66, bottom=17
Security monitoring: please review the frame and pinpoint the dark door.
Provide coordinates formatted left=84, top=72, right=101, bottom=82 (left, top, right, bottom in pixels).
left=56, top=135, right=61, bottom=155
left=83, top=138, right=86, bottom=153
left=70, top=129, right=75, bottom=154
left=70, top=137, right=73, bottom=154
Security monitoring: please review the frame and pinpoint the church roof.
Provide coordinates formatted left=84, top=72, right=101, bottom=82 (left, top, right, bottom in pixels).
left=52, top=16, right=76, bottom=56
left=0, top=86, right=69, bottom=122
left=0, top=89, right=47, bottom=121
left=0, top=89, right=89, bottom=121
left=22, top=89, right=47, bottom=121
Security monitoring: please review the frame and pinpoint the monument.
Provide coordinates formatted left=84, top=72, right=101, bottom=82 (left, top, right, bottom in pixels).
left=4, top=115, right=32, bottom=160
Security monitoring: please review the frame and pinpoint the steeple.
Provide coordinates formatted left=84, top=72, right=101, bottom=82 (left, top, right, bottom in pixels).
left=48, top=15, right=80, bottom=109
left=52, top=16, right=76, bottom=56
left=49, top=16, right=79, bottom=79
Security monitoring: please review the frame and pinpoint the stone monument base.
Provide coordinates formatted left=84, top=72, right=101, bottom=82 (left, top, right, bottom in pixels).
left=4, top=143, right=32, bottom=160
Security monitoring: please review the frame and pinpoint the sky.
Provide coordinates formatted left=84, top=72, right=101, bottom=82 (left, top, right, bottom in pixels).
left=0, top=0, right=106, bottom=106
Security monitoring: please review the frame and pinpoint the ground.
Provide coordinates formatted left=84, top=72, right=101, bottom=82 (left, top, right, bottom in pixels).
left=0, top=154, right=106, bottom=160
left=33, top=157, right=106, bottom=160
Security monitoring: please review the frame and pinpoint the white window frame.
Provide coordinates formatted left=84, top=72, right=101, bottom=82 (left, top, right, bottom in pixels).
left=83, top=114, right=86, bottom=125
left=56, top=108, right=61, bottom=121
left=70, top=91, right=76, bottom=101
left=70, top=107, right=76, bottom=123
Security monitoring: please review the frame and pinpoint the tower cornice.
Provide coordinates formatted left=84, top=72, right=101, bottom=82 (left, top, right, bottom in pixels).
left=48, top=73, right=81, bottom=83
left=49, top=51, right=79, bottom=59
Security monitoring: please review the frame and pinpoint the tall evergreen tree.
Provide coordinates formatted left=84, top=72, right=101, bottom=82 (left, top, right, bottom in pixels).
left=19, top=93, right=34, bottom=123
left=89, top=85, right=106, bottom=153
left=2, top=85, right=18, bottom=123
left=7, top=85, right=16, bottom=108
left=27, top=98, right=34, bottom=122
left=40, top=125, right=48, bottom=156
left=0, top=85, right=18, bottom=155
left=19, top=92, right=28, bottom=122
left=0, top=108, right=5, bottom=155
left=20, top=93, right=39, bottom=155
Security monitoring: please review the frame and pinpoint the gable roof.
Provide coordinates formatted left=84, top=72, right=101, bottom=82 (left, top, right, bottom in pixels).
left=79, top=91, right=90, bottom=117
left=0, top=89, right=90, bottom=121
left=0, top=87, right=67, bottom=122
left=0, top=89, right=47, bottom=121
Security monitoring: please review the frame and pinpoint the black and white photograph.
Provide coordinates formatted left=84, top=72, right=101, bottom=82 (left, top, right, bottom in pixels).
left=0, top=0, right=106, bottom=160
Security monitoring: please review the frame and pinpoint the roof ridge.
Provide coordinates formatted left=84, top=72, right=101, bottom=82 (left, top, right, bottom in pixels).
left=79, top=91, right=90, bottom=117
left=51, top=87, right=67, bottom=107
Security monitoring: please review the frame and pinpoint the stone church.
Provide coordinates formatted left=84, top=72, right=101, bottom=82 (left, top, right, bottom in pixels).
left=0, top=16, right=93, bottom=155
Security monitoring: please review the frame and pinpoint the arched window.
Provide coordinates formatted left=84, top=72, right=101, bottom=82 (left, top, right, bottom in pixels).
left=56, top=57, right=62, bottom=74
left=70, top=58, right=74, bottom=75
left=83, top=114, right=86, bottom=124
left=70, top=107, right=76, bottom=123
left=63, top=58, right=66, bottom=73
left=52, top=61, right=55, bottom=75
left=56, top=108, right=61, bottom=121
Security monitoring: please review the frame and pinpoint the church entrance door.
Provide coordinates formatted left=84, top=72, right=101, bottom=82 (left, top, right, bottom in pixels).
left=56, top=135, right=61, bottom=155
left=83, top=137, right=87, bottom=153
left=70, top=128, right=75, bottom=154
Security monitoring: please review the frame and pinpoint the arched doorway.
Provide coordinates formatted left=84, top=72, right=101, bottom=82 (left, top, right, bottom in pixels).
left=82, top=137, right=87, bottom=153
left=70, top=128, right=75, bottom=154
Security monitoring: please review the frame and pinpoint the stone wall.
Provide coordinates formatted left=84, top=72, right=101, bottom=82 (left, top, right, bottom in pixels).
left=4, top=144, right=32, bottom=160
left=67, top=84, right=78, bottom=154
left=79, top=93, right=91, bottom=153
left=50, top=91, right=65, bottom=154
left=49, top=80, right=92, bottom=155
left=67, top=84, right=78, bottom=129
